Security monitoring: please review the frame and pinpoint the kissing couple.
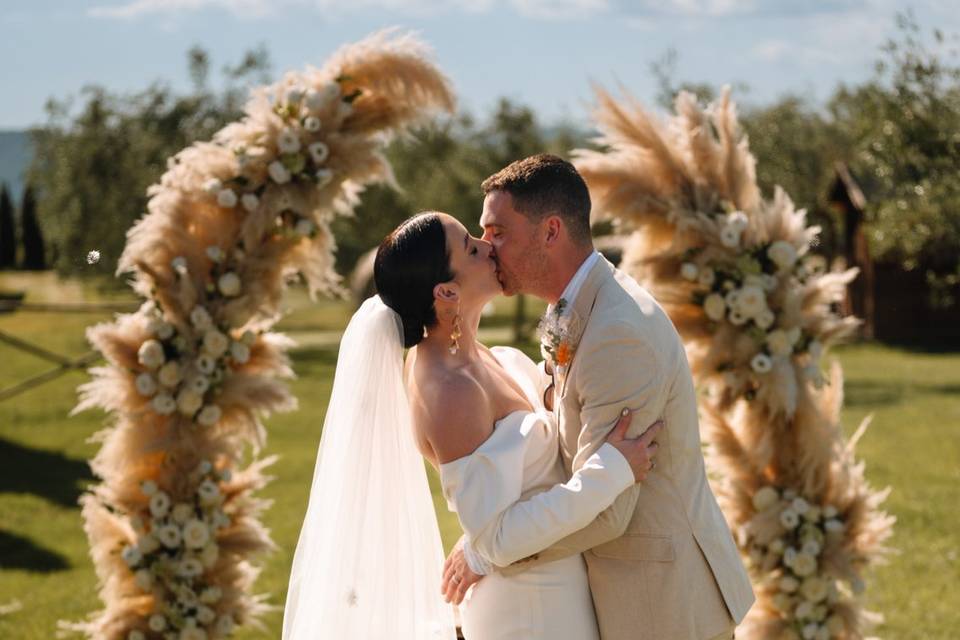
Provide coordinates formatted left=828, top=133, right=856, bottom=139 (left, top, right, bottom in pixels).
left=282, top=154, right=754, bottom=639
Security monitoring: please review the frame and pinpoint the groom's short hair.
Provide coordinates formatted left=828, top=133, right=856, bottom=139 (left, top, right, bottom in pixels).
left=481, top=154, right=592, bottom=245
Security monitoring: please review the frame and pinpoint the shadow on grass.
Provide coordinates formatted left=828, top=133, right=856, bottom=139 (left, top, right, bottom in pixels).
left=844, top=380, right=960, bottom=407
left=0, top=438, right=93, bottom=508
left=0, top=529, right=70, bottom=572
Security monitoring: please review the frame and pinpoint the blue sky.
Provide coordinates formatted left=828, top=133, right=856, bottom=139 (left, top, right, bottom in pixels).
left=1, top=1, right=955, bottom=130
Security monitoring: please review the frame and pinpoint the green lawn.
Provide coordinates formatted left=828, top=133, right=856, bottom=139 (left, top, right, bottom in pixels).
left=0, top=274, right=957, bottom=639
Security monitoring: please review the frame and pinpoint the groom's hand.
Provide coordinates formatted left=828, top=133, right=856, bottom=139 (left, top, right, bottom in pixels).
left=442, top=535, right=483, bottom=605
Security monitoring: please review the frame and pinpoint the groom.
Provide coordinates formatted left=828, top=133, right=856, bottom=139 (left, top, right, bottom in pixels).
left=442, top=154, right=754, bottom=639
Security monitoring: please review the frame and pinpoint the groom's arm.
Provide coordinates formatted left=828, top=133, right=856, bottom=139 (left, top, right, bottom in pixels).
left=469, top=321, right=665, bottom=573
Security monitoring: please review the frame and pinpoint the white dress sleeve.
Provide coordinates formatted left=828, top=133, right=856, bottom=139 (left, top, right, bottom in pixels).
left=440, top=412, right=634, bottom=569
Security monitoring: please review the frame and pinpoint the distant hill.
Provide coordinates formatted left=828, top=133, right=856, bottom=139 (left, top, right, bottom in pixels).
left=0, top=130, right=32, bottom=201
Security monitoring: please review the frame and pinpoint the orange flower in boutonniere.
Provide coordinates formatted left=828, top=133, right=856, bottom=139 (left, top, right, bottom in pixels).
left=538, top=298, right=579, bottom=375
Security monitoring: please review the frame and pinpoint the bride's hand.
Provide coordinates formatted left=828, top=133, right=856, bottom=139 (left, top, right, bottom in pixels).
left=605, top=409, right=663, bottom=483
left=442, top=535, right=483, bottom=605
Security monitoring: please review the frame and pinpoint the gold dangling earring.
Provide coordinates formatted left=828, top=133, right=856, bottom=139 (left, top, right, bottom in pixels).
left=449, top=305, right=462, bottom=355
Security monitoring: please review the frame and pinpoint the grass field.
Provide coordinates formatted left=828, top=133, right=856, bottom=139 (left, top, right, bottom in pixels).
left=0, top=273, right=958, bottom=639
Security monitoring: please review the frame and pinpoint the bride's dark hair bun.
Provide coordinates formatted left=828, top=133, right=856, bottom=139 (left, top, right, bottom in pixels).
left=374, top=212, right=454, bottom=348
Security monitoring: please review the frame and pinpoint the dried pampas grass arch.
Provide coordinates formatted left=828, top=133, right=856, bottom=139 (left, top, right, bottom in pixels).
left=65, top=31, right=455, bottom=640
left=574, top=86, right=894, bottom=640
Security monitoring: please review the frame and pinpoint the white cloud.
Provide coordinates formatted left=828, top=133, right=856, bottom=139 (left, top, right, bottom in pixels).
left=88, top=0, right=607, bottom=20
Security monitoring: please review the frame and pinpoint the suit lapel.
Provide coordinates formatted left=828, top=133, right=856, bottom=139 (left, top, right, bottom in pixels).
left=557, top=258, right=615, bottom=399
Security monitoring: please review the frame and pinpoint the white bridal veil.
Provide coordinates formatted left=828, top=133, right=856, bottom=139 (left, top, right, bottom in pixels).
left=282, top=296, right=457, bottom=639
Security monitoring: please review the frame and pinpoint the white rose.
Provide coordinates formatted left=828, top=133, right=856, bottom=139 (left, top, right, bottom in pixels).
left=752, top=486, right=780, bottom=511
left=697, top=267, right=716, bottom=288
left=135, top=373, right=158, bottom=397
left=121, top=544, right=142, bottom=567
left=751, top=353, right=773, bottom=374
left=178, top=558, right=203, bottom=578
left=743, top=274, right=766, bottom=290
left=268, top=161, right=291, bottom=184
left=787, top=326, right=802, bottom=345
left=140, top=480, right=158, bottom=496
left=277, top=128, right=301, bottom=154
left=197, top=605, right=216, bottom=625
left=295, top=218, right=316, bottom=237
left=134, top=568, right=153, bottom=591
left=780, top=507, right=800, bottom=530
left=137, top=533, right=160, bottom=555
left=200, top=586, right=223, bottom=604
left=779, top=575, right=799, bottom=593
left=241, top=193, right=260, bottom=212
left=215, top=616, right=235, bottom=636
left=801, top=576, right=829, bottom=603
left=729, top=309, right=749, bottom=326
left=768, top=240, right=798, bottom=271
left=791, top=496, right=810, bottom=515
left=216, top=189, right=237, bottom=208
left=703, top=293, right=726, bottom=322
left=172, top=503, right=193, bottom=525
left=177, top=389, right=203, bottom=416
left=761, top=273, right=778, bottom=292
left=804, top=505, right=822, bottom=522
left=725, top=289, right=741, bottom=310
left=765, top=329, right=792, bottom=357
left=203, top=329, right=230, bottom=358
left=784, top=546, right=798, bottom=567
left=315, top=168, right=334, bottom=186
left=197, top=404, right=222, bottom=428
left=308, top=141, right=330, bottom=164
left=190, top=306, right=213, bottom=331
left=737, top=285, right=767, bottom=318
left=823, top=505, right=838, bottom=519
left=157, top=361, right=182, bottom=388
left=726, top=210, right=749, bottom=232
left=189, top=376, right=210, bottom=395
left=147, top=318, right=174, bottom=340
left=149, top=491, right=171, bottom=518
left=792, top=552, right=818, bottom=577
left=138, top=339, right=165, bottom=370
left=754, top=308, right=775, bottom=330
left=183, top=519, right=210, bottom=549
left=148, top=614, right=167, bottom=632
left=151, top=393, right=176, bottom=415
left=801, top=622, right=818, bottom=639
left=680, top=262, right=698, bottom=281
left=720, top=226, right=741, bottom=248
left=217, top=272, right=242, bottom=297
left=128, top=630, right=146, bottom=640
left=205, top=246, right=223, bottom=263
left=230, top=341, right=251, bottom=363
left=196, top=355, right=216, bottom=375
left=171, top=256, right=188, bottom=275
left=202, top=178, right=222, bottom=195
left=200, top=542, right=219, bottom=567
left=198, top=479, right=221, bottom=505
left=304, top=116, right=321, bottom=132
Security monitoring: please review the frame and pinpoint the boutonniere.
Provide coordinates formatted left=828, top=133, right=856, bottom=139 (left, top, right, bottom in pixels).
left=538, top=298, right=580, bottom=380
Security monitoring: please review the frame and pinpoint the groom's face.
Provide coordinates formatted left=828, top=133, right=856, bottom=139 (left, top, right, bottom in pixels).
left=480, top=190, right=545, bottom=296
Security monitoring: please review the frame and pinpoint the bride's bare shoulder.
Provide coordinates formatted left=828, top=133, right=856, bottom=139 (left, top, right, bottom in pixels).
left=407, top=354, right=493, bottom=465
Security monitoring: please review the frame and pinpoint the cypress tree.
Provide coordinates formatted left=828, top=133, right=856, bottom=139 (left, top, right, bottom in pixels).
left=0, top=184, right=15, bottom=268
left=20, top=185, right=46, bottom=270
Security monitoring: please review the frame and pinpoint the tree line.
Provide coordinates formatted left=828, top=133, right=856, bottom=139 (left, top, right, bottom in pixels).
left=19, top=12, right=960, bottom=308
left=0, top=183, right=45, bottom=270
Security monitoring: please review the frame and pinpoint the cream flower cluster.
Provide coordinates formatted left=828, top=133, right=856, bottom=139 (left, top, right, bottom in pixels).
left=123, top=462, right=236, bottom=640
left=205, top=79, right=346, bottom=228
left=746, top=486, right=852, bottom=640
left=136, top=278, right=259, bottom=424
left=680, top=208, right=828, bottom=393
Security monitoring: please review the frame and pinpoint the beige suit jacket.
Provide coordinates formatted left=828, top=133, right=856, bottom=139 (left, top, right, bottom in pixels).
left=501, top=259, right=754, bottom=639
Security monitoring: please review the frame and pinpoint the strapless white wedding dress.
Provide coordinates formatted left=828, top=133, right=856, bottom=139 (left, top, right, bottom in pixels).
left=439, top=347, right=634, bottom=640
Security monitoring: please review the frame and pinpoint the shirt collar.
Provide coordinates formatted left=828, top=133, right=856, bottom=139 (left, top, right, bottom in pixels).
left=548, top=251, right=600, bottom=317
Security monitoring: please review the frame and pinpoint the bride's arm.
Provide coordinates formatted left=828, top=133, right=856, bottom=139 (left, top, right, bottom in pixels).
left=471, top=323, right=665, bottom=571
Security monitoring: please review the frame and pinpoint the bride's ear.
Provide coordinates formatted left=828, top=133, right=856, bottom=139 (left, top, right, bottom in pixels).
left=433, top=281, right=460, bottom=306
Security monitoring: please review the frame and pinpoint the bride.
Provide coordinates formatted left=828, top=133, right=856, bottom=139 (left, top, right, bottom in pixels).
left=282, top=212, right=658, bottom=639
